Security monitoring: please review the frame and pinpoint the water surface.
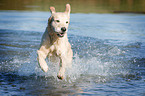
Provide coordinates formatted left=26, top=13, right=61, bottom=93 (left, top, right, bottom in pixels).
left=0, top=11, right=145, bottom=95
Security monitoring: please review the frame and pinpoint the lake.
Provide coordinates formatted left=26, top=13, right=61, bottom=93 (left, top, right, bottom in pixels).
left=0, top=0, right=145, bottom=96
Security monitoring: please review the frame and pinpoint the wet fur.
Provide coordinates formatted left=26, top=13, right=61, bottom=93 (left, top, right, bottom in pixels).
left=37, top=4, right=73, bottom=80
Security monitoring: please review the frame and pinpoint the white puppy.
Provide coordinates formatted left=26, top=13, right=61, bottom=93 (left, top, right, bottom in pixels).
left=37, top=4, right=73, bottom=80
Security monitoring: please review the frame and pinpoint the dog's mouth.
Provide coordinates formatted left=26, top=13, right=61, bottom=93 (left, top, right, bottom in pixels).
left=57, top=32, right=65, bottom=37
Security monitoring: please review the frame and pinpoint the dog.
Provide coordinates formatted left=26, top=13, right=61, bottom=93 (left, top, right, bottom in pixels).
left=37, top=4, right=73, bottom=80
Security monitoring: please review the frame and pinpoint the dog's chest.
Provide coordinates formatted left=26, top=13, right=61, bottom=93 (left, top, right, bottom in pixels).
left=49, top=41, right=65, bottom=56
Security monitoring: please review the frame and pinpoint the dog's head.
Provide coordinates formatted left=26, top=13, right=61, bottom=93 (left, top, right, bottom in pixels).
left=48, top=4, right=71, bottom=37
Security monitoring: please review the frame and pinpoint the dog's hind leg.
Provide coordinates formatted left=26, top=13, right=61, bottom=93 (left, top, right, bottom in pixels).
left=37, top=46, right=49, bottom=72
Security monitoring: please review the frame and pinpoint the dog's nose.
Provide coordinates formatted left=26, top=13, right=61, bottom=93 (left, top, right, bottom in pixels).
left=61, top=27, right=66, bottom=32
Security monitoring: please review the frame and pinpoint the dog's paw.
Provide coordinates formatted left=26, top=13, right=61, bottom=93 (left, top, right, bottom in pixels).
left=57, top=75, right=64, bottom=80
left=41, top=66, right=48, bottom=73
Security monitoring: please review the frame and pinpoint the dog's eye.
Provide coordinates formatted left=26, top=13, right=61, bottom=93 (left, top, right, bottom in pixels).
left=56, top=20, right=60, bottom=23
left=66, top=21, right=69, bottom=24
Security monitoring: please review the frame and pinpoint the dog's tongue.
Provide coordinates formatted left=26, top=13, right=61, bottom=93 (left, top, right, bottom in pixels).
left=59, top=33, right=63, bottom=36
left=57, top=33, right=64, bottom=37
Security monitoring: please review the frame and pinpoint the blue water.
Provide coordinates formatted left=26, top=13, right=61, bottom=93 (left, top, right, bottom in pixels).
left=0, top=11, right=145, bottom=96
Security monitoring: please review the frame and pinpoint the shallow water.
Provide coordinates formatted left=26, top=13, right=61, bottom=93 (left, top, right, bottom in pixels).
left=0, top=11, right=145, bottom=96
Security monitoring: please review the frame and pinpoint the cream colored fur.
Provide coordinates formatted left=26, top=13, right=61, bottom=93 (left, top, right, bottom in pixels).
left=37, top=4, right=73, bottom=80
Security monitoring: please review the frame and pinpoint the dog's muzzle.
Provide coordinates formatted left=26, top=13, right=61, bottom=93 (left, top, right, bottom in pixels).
left=57, top=27, right=66, bottom=37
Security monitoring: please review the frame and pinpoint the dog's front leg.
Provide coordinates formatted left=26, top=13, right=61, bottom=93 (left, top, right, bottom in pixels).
left=37, top=46, right=49, bottom=72
left=57, top=56, right=66, bottom=80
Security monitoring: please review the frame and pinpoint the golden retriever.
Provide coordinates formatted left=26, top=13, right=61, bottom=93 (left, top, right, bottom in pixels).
left=37, top=4, right=73, bottom=80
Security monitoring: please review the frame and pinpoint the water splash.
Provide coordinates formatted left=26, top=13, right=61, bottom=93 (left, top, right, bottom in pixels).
left=15, top=47, right=130, bottom=83
left=0, top=35, right=139, bottom=83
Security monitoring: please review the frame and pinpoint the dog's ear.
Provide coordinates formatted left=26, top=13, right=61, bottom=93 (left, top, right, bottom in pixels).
left=50, top=6, right=55, bottom=14
left=48, top=16, right=52, bottom=25
left=65, top=4, right=71, bottom=15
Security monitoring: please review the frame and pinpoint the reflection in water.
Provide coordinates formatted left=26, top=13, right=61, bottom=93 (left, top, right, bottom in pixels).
left=0, top=0, right=145, bottom=13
